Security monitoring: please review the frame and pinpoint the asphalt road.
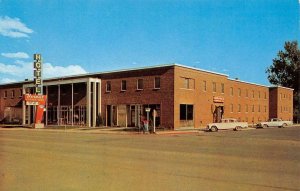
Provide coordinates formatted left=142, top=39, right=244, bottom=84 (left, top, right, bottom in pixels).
left=0, top=127, right=300, bottom=191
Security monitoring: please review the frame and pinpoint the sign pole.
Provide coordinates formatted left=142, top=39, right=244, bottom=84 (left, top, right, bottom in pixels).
left=153, top=109, right=156, bottom=133
left=33, top=54, right=45, bottom=128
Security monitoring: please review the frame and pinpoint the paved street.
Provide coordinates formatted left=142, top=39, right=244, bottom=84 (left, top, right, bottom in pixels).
left=0, top=127, right=300, bottom=191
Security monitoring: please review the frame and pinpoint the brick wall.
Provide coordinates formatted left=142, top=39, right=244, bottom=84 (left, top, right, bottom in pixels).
left=269, top=87, right=293, bottom=121
left=101, top=66, right=174, bottom=129
left=0, top=85, right=23, bottom=122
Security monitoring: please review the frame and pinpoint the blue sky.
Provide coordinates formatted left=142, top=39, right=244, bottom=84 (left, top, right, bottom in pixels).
left=0, top=0, right=299, bottom=85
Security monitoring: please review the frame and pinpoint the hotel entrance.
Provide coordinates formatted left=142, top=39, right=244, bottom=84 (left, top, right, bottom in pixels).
left=22, top=78, right=101, bottom=127
left=212, top=96, right=225, bottom=123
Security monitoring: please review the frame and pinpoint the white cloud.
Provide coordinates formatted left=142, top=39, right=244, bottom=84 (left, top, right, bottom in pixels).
left=1, top=52, right=29, bottom=59
left=0, top=16, right=33, bottom=38
left=0, top=60, right=87, bottom=82
left=0, top=78, right=16, bottom=84
left=43, top=63, right=87, bottom=78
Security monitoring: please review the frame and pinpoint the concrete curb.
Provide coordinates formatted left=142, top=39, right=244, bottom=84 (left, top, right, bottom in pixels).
left=1, top=124, right=300, bottom=135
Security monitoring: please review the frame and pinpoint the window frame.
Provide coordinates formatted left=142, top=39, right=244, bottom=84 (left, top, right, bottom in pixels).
left=154, top=77, right=161, bottom=89
left=121, top=80, right=127, bottom=91
left=19, top=89, right=23, bottom=98
left=203, top=80, right=207, bottom=91
left=221, top=83, right=224, bottom=94
left=137, top=79, right=144, bottom=90
left=106, top=81, right=111, bottom=92
left=212, top=82, right=216, bottom=93
left=180, top=104, right=194, bottom=121
left=11, top=90, right=15, bottom=98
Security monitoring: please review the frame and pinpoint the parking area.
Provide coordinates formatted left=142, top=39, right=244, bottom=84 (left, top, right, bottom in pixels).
left=0, top=126, right=299, bottom=191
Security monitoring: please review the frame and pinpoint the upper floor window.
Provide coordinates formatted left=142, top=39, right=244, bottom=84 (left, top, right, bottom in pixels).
left=252, top=90, right=255, bottom=98
left=245, top=104, right=248, bottom=113
left=137, top=79, right=143, bottom=90
left=238, top=104, right=241, bottom=112
left=252, top=105, right=255, bottom=112
left=11, top=90, right=15, bottom=98
left=154, top=77, right=160, bottom=89
left=212, top=82, right=216, bottom=92
left=258, top=91, right=261, bottom=99
left=246, top=89, right=248, bottom=98
left=264, top=106, right=267, bottom=112
left=106, top=81, right=111, bottom=92
left=230, top=104, right=233, bottom=113
left=121, top=80, right=127, bottom=91
left=221, top=83, right=224, bottom=94
left=19, top=89, right=23, bottom=98
left=203, top=81, right=207, bottom=91
left=280, top=93, right=282, bottom=100
left=181, top=77, right=194, bottom=89
left=230, top=87, right=233, bottom=96
left=238, top=88, right=241, bottom=97
left=4, top=90, right=7, bottom=98
left=264, top=92, right=267, bottom=99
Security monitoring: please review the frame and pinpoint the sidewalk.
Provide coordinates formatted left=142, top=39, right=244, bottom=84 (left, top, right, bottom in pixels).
left=1, top=124, right=300, bottom=135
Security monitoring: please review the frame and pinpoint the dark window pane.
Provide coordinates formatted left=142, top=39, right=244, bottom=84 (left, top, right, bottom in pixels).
left=187, top=105, right=193, bottom=120
left=180, top=104, right=186, bottom=120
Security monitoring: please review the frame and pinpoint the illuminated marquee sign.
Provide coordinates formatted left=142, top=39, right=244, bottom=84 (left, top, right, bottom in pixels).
left=213, top=96, right=225, bottom=103
left=33, top=54, right=42, bottom=94
left=23, top=94, right=47, bottom=105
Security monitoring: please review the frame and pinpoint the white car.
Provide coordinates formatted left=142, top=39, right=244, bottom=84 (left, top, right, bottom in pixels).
left=257, top=118, right=293, bottom=128
left=206, top=118, right=248, bottom=132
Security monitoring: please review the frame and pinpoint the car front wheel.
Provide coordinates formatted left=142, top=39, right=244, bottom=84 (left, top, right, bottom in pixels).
left=211, top=126, right=218, bottom=132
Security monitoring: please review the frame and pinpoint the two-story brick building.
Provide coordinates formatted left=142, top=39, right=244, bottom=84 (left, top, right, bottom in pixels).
left=0, top=64, right=294, bottom=129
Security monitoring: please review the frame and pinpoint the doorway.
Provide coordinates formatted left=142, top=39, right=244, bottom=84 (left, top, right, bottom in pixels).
left=213, top=106, right=224, bottom=123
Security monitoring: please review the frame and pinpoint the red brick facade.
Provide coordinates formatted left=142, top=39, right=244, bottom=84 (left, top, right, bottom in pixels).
left=0, top=64, right=294, bottom=129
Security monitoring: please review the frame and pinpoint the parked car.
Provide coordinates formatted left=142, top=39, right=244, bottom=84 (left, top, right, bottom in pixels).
left=206, top=118, right=248, bottom=132
left=257, top=118, right=293, bottom=128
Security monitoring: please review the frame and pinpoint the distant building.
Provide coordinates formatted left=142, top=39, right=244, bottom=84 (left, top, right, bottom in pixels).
left=0, top=64, right=293, bottom=129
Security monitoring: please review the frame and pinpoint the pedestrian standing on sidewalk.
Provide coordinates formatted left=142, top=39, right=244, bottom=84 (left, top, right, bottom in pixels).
left=143, top=118, right=149, bottom=134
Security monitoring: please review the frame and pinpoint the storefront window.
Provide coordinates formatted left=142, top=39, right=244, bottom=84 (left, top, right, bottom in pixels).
left=180, top=104, right=194, bottom=120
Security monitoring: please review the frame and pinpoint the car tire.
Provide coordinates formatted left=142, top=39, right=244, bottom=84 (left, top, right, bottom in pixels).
left=211, top=126, right=218, bottom=132
left=263, top=124, right=268, bottom=128
left=281, top=123, right=287, bottom=128
left=234, top=126, right=241, bottom=131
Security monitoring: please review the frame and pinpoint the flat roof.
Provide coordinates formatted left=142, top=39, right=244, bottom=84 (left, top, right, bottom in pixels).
left=0, top=63, right=293, bottom=91
left=269, top=85, right=294, bottom=91
left=0, top=63, right=228, bottom=86
left=228, top=78, right=268, bottom=88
